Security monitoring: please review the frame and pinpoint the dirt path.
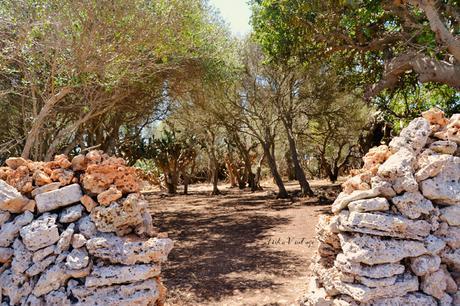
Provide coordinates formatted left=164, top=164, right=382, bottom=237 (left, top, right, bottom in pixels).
left=146, top=181, right=336, bottom=306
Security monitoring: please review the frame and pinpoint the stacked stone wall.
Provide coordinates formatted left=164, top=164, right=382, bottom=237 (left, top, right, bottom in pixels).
left=303, top=108, right=460, bottom=305
left=0, top=150, right=173, bottom=305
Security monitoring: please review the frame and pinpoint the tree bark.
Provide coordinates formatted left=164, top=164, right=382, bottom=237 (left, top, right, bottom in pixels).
left=263, top=142, right=288, bottom=198
left=366, top=53, right=460, bottom=99
left=284, top=122, right=314, bottom=196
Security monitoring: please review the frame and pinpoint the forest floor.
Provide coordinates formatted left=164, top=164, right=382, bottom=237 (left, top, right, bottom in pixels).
left=145, top=179, right=342, bottom=306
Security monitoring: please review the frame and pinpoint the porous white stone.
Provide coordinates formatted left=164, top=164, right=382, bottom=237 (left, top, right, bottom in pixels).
left=71, top=233, right=87, bottom=249
left=334, top=253, right=405, bottom=279
left=20, top=214, right=60, bottom=251
left=31, top=182, right=61, bottom=197
left=332, top=188, right=381, bottom=214
left=347, top=198, right=389, bottom=213
left=421, top=269, right=448, bottom=299
left=32, top=245, right=55, bottom=263
left=32, top=263, right=90, bottom=297
left=76, top=215, right=98, bottom=239
left=439, top=205, right=460, bottom=226
left=392, top=191, right=434, bottom=219
left=430, top=140, right=458, bottom=154
left=65, top=248, right=89, bottom=270
left=0, top=247, right=13, bottom=263
left=420, top=156, right=460, bottom=205
left=59, top=204, right=83, bottom=223
left=35, top=183, right=83, bottom=213
left=410, top=255, right=441, bottom=276
left=388, top=117, right=430, bottom=154
left=86, top=234, right=173, bottom=265
left=85, top=264, right=161, bottom=287
left=338, top=233, right=427, bottom=265
left=377, top=148, right=418, bottom=194
left=70, top=279, right=160, bottom=306
left=337, top=211, right=431, bottom=240
left=11, top=238, right=32, bottom=274
left=0, top=211, right=33, bottom=247
left=0, top=268, right=34, bottom=305
left=55, top=223, right=74, bottom=254
left=26, top=255, right=57, bottom=277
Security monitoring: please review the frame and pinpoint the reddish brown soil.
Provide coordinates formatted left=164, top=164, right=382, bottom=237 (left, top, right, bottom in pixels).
left=146, top=180, right=339, bottom=306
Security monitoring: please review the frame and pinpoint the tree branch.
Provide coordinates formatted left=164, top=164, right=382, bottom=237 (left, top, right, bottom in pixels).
left=366, top=52, right=460, bottom=99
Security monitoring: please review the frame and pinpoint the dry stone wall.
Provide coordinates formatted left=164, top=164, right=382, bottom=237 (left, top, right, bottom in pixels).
left=303, top=108, right=460, bottom=305
left=0, top=150, right=173, bottom=305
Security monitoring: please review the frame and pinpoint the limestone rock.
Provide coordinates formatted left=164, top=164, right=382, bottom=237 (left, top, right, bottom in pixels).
left=338, top=233, right=427, bottom=265
left=0, top=268, right=33, bottom=305
left=76, top=215, right=98, bottom=239
left=12, top=238, right=32, bottom=274
left=80, top=195, right=97, bottom=212
left=439, top=205, right=460, bottom=226
left=388, top=117, right=430, bottom=154
left=32, top=170, right=52, bottom=186
left=65, top=247, right=89, bottom=270
left=415, top=150, right=452, bottom=181
left=337, top=211, right=431, bottom=240
left=26, top=255, right=57, bottom=277
left=90, top=193, right=146, bottom=235
left=0, top=210, right=10, bottom=227
left=50, top=168, right=74, bottom=185
left=332, top=188, right=381, bottom=214
left=59, top=204, right=83, bottom=223
left=410, top=255, right=441, bottom=276
left=0, top=211, right=33, bottom=247
left=392, top=191, right=434, bottom=219
left=33, top=263, right=90, bottom=297
left=370, top=176, right=396, bottom=198
left=81, top=163, right=139, bottom=195
left=437, top=226, right=460, bottom=249
left=324, top=271, right=419, bottom=303
left=20, top=214, right=60, bottom=251
left=5, top=157, right=28, bottom=170
left=35, top=183, right=83, bottom=213
left=334, top=253, right=405, bottom=279
left=45, top=289, right=71, bottom=306
left=0, top=179, right=31, bottom=213
left=434, top=113, right=460, bottom=144
left=31, top=182, right=61, bottom=197
left=420, top=156, right=460, bottom=205
left=0, top=247, right=13, bottom=263
left=377, top=148, right=418, bottom=194
left=70, top=279, right=160, bottom=306
left=71, top=233, right=87, bottom=249
left=441, top=248, right=460, bottom=271
left=430, top=140, right=457, bottom=155
left=424, top=234, right=447, bottom=254
left=421, top=269, right=448, bottom=299
left=368, top=292, right=437, bottom=306
left=86, top=234, right=173, bottom=265
left=55, top=223, right=74, bottom=254
left=85, top=264, right=160, bottom=287
left=97, top=186, right=122, bottom=206
left=32, top=245, right=55, bottom=263
left=356, top=275, right=397, bottom=288
left=347, top=197, right=389, bottom=213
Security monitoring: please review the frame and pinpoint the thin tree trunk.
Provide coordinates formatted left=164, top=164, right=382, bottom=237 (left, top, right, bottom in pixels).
left=211, top=156, right=220, bottom=195
left=254, top=152, right=265, bottom=191
left=285, top=127, right=314, bottom=196
left=263, top=142, right=288, bottom=199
